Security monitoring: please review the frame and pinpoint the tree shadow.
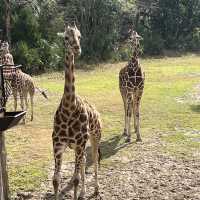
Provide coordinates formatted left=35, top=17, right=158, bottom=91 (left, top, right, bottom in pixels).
left=190, top=105, right=200, bottom=113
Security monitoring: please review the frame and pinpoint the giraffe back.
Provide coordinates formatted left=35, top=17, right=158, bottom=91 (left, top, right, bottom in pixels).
left=14, top=70, right=35, bottom=95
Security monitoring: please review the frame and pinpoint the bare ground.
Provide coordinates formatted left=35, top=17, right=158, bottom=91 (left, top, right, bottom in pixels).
left=15, top=133, right=200, bottom=200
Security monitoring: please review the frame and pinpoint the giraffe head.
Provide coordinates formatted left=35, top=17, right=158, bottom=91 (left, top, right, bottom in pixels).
left=62, top=22, right=81, bottom=56
left=129, top=30, right=142, bottom=48
left=0, top=41, right=9, bottom=54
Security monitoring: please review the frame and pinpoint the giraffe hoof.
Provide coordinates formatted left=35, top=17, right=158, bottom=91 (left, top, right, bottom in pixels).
left=136, top=138, right=142, bottom=142
left=94, top=186, right=99, bottom=196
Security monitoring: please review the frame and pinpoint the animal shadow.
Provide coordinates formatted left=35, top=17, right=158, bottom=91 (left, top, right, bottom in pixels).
left=86, top=134, right=133, bottom=168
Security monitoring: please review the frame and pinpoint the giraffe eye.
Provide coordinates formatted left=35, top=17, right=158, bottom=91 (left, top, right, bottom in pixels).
left=65, top=36, right=69, bottom=40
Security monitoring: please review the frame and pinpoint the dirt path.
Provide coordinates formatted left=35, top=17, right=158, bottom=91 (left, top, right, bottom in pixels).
left=15, top=134, right=200, bottom=200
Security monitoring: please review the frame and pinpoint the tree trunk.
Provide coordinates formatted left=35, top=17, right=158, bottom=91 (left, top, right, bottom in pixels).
left=4, top=0, right=11, bottom=44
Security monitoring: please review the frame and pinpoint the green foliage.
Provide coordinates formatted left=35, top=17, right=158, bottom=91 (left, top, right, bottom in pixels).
left=13, top=41, right=42, bottom=73
left=0, top=0, right=200, bottom=72
left=62, top=0, right=121, bottom=61
left=140, top=0, right=200, bottom=52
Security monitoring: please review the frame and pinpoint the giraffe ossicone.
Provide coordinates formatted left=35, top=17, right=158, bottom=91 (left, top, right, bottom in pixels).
left=119, top=29, right=145, bottom=143
left=52, top=23, right=102, bottom=200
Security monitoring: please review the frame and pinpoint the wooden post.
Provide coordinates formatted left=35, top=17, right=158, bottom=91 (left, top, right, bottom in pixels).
left=0, top=131, right=9, bottom=200
left=4, top=0, right=11, bottom=44
left=0, top=64, right=9, bottom=200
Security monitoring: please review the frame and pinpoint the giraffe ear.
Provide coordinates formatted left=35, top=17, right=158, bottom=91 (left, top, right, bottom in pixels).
left=72, top=21, right=77, bottom=29
left=64, top=22, right=70, bottom=31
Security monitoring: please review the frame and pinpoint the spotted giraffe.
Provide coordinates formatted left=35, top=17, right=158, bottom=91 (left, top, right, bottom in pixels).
left=52, top=23, right=102, bottom=200
left=0, top=41, right=14, bottom=65
left=0, top=41, right=48, bottom=123
left=119, top=30, right=145, bottom=143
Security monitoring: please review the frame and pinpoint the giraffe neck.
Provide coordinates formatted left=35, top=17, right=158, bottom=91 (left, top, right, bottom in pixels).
left=63, top=49, right=76, bottom=104
left=130, top=44, right=140, bottom=67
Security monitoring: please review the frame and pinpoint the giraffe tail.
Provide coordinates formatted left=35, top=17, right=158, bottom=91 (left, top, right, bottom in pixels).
left=36, top=87, right=48, bottom=99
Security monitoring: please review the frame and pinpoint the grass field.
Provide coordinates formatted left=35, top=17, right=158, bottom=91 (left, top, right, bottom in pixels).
left=5, top=54, right=200, bottom=197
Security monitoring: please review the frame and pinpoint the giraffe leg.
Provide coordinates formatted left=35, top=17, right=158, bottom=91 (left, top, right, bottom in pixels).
left=30, top=94, right=34, bottom=121
left=12, top=89, right=17, bottom=111
left=121, top=91, right=128, bottom=137
left=24, top=92, right=28, bottom=111
left=19, top=91, right=25, bottom=124
left=79, top=152, right=86, bottom=199
left=90, top=134, right=100, bottom=195
left=73, top=149, right=83, bottom=200
left=52, top=139, right=65, bottom=200
left=125, top=95, right=133, bottom=143
left=133, top=100, right=142, bottom=142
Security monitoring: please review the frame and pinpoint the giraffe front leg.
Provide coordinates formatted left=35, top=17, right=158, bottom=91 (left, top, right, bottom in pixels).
left=121, top=90, right=128, bottom=137
left=73, top=150, right=82, bottom=200
left=125, top=95, right=133, bottom=143
left=134, top=101, right=142, bottom=142
left=52, top=140, right=65, bottom=200
left=79, top=152, right=86, bottom=200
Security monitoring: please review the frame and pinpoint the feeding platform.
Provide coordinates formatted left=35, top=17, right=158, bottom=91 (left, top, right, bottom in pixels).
left=0, top=111, right=26, bottom=132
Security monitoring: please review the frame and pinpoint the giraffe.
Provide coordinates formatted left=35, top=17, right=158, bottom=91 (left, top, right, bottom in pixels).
left=0, top=41, right=48, bottom=123
left=0, top=41, right=14, bottom=65
left=119, top=30, right=145, bottom=143
left=52, top=23, right=102, bottom=200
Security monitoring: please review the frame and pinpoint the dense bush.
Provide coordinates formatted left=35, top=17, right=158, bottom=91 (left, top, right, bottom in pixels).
left=0, top=0, right=199, bottom=73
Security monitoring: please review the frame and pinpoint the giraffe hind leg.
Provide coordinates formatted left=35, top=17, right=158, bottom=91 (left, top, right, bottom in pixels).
left=121, top=90, right=128, bottom=137
left=90, top=134, right=100, bottom=195
left=19, top=91, right=26, bottom=124
left=12, top=89, right=17, bottom=111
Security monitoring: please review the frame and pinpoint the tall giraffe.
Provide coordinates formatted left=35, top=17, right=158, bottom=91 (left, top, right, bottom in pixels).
left=119, top=30, right=145, bottom=143
left=0, top=41, right=48, bottom=123
left=52, top=23, right=102, bottom=200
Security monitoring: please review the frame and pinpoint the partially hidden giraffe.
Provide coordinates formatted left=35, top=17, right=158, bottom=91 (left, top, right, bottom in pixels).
left=119, top=30, right=145, bottom=143
left=0, top=41, right=48, bottom=123
left=52, top=23, right=102, bottom=200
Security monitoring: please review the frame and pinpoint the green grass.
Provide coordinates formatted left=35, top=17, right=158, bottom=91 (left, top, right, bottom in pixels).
left=5, top=54, right=200, bottom=195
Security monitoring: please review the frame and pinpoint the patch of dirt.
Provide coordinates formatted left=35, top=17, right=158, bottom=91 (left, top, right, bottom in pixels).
left=14, top=135, right=200, bottom=200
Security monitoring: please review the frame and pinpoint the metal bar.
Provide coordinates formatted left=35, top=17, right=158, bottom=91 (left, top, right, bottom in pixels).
left=0, top=64, right=22, bottom=68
